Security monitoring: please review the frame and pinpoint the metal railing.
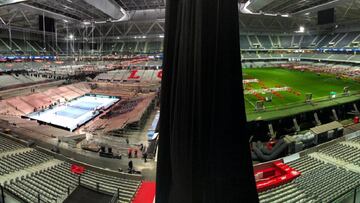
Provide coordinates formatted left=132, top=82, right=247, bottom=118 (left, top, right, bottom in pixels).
left=109, top=189, right=119, bottom=203
left=0, top=185, right=4, bottom=203
left=247, top=90, right=360, bottom=115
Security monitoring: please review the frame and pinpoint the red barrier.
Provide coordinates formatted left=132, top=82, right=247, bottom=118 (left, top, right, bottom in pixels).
left=254, top=160, right=301, bottom=192
left=71, top=164, right=85, bottom=174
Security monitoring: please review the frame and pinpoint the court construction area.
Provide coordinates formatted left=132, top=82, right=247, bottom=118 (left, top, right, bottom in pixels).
left=27, top=94, right=119, bottom=131
left=243, top=67, right=360, bottom=121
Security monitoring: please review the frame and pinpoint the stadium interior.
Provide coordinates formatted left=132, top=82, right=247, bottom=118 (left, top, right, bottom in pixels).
left=241, top=0, right=360, bottom=202
left=0, top=0, right=163, bottom=203
left=2, top=0, right=360, bottom=202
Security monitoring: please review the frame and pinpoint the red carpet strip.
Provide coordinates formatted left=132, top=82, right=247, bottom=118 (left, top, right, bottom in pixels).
left=132, top=181, right=156, bottom=203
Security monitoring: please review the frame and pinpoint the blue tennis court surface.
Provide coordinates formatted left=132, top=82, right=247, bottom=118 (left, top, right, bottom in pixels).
left=28, top=94, right=119, bottom=131
left=69, top=101, right=103, bottom=111
left=56, top=107, right=89, bottom=119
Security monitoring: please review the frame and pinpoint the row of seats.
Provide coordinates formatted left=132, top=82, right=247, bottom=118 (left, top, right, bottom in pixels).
left=286, top=156, right=324, bottom=173
left=0, top=136, right=24, bottom=153
left=101, top=41, right=162, bottom=54
left=69, top=162, right=140, bottom=202
left=258, top=156, right=322, bottom=203
left=318, top=143, right=360, bottom=164
left=294, top=164, right=360, bottom=202
left=4, top=162, right=78, bottom=203
left=259, top=181, right=316, bottom=203
left=259, top=160, right=360, bottom=203
left=258, top=135, right=360, bottom=203
left=0, top=74, right=47, bottom=89
left=0, top=40, right=162, bottom=55
left=0, top=150, right=52, bottom=175
left=240, top=32, right=360, bottom=49
left=241, top=53, right=360, bottom=63
left=13, top=74, right=46, bottom=83
left=4, top=161, right=141, bottom=203
left=349, top=136, right=360, bottom=143
left=0, top=135, right=142, bottom=203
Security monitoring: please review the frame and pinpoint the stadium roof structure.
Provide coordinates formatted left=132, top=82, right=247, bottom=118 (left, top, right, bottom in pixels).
left=0, top=0, right=165, bottom=41
left=0, top=0, right=360, bottom=52
left=244, top=0, right=340, bottom=14
left=239, top=0, right=360, bottom=33
left=1, top=0, right=360, bottom=42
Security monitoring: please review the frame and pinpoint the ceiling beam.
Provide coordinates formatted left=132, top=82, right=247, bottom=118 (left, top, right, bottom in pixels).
left=18, top=3, right=81, bottom=23
left=83, top=0, right=125, bottom=19
left=292, top=0, right=344, bottom=16
left=0, top=0, right=27, bottom=7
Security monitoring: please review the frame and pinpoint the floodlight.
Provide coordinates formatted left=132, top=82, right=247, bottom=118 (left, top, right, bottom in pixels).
left=295, top=26, right=305, bottom=33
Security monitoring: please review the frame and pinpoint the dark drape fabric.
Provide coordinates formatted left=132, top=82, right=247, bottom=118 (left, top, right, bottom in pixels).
left=156, top=0, right=259, bottom=202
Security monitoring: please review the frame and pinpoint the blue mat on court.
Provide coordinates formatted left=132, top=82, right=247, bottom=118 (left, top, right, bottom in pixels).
left=56, top=107, right=89, bottom=119
left=69, top=101, right=103, bottom=110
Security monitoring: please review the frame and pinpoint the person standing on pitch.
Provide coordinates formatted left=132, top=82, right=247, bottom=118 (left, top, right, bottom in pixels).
left=134, top=149, right=138, bottom=158
left=128, top=160, right=133, bottom=173
left=128, top=148, right=132, bottom=158
left=143, top=152, right=148, bottom=163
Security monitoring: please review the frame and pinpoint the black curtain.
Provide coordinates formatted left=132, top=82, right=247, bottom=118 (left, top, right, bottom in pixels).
left=156, top=0, right=259, bottom=202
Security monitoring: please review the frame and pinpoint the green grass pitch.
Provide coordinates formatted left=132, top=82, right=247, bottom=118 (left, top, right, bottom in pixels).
left=243, top=68, right=360, bottom=121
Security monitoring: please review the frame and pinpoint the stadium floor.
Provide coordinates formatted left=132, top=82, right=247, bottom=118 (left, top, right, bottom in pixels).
left=27, top=95, right=119, bottom=131
left=243, top=68, right=360, bottom=121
